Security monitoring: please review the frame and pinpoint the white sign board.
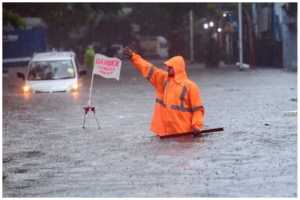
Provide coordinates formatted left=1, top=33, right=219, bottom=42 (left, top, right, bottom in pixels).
left=93, top=54, right=122, bottom=80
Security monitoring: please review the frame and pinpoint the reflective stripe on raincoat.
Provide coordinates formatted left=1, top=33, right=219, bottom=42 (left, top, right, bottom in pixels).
left=131, top=52, right=205, bottom=136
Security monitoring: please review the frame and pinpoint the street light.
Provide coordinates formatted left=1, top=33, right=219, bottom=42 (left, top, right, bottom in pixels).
left=203, top=23, right=209, bottom=29
left=223, top=13, right=227, bottom=17
left=217, top=28, right=222, bottom=32
left=209, top=21, right=214, bottom=27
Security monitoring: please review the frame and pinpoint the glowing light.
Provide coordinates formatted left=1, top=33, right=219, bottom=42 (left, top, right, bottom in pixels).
left=209, top=21, right=214, bottom=27
left=72, top=82, right=79, bottom=90
left=203, top=23, right=209, bottom=29
left=223, top=13, right=227, bottom=17
left=23, top=85, right=30, bottom=92
left=217, top=28, right=222, bottom=32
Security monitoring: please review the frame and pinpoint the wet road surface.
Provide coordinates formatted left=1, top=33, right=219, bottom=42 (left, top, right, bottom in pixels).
left=3, top=62, right=297, bottom=197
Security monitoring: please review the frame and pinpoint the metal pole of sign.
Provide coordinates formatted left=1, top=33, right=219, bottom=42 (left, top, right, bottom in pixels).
left=82, top=56, right=101, bottom=129
left=238, top=3, right=243, bottom=70
left=88, top=65, right=95, bottom=107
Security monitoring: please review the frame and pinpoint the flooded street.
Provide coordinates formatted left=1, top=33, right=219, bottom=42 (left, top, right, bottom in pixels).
left=3, top=62, right=297, bottom=197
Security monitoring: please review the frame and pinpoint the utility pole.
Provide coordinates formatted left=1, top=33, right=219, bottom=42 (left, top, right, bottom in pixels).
left=189, top=10, right=194, bottom=62
left=238, top=3, right=243, bottom=69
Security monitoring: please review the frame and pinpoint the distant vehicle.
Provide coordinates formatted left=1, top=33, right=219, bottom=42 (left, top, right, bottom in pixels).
left=17, top=51, right=86, bottom=93
left=3, top=17, right=47, bottom=66
left=139, top=36, right=169, bottom=58
left=106, top=44, right=124, bottom=58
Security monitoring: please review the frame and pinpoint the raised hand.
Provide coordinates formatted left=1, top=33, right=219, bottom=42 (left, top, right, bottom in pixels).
left=123, top=47, right=134, bottom=59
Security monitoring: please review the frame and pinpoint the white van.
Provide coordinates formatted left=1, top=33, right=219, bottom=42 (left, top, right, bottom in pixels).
left=17, top=51, right=86, bottom=93
left=139, top=36, right=169, bottom=58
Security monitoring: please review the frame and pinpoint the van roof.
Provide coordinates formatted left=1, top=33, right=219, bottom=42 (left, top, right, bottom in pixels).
left=31, top=51, right=75, bottom=62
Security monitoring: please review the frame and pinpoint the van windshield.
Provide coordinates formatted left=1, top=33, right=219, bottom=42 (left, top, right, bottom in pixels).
left=28, top=60, right=75, bottom=80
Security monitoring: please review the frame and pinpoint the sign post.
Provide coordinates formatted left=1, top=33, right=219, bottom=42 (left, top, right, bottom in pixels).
left=87, top=64, right=96, bottom=107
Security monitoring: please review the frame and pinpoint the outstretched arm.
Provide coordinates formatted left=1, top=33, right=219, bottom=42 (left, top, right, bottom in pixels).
left=124, top=47, right=167, bottom=93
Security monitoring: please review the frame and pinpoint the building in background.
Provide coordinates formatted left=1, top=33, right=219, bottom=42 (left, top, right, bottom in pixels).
left=192, top=3, right=297, bottom=70
left=252, top=3, right=297, bottom=70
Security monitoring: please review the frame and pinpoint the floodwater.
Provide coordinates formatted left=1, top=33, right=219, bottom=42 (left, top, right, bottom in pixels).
left=3, top=62, right=297, bottom=197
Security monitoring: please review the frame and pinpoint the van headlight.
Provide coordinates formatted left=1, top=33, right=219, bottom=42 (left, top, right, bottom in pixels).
left=23, top=85, right=31, bottom=92
left=71, top=82, right=79, bottom=91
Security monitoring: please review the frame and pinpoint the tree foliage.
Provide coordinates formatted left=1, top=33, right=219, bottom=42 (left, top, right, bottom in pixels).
left=3, top=10, right=26, bottom=29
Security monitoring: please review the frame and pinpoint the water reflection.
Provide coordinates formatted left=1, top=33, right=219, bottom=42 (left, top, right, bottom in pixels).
left=150, top=135, right=205, bottom=157
left=22, top=91, right=32, bottom=101
left=160, top=134, right=205, bottom=144
left=71, top=91, right=79, bottom=101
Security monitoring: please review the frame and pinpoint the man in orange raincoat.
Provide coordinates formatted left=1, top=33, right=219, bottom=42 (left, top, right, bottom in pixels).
left=124, top=47, right=205, bottom=137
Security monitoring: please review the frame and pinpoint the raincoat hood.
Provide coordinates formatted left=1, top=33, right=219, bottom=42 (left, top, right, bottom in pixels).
left=164, top=56, right=188, bottom=83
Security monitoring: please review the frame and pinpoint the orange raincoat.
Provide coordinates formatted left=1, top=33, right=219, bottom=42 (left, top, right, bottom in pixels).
left=131, top=53, right=205, bottom=136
